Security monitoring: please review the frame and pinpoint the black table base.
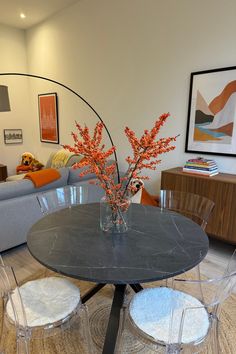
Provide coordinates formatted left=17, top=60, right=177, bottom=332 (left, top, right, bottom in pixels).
left=102, top=284, right=126, bottom=354
left=81, top=283, right=142, bottom=354
left=81, top=283, right=106, bottom=303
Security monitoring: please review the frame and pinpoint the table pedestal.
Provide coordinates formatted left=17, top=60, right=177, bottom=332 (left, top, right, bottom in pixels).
left=81, top=283, right=142, bottom=354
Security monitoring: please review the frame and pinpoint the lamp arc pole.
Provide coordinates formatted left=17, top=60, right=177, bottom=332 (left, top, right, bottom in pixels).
left=0, top=72, right=120, bottom=181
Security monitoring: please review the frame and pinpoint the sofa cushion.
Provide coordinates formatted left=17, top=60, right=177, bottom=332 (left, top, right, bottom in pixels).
left=0, top=194, right=42, bottom=251
left=0, top=168, right=69, bottom=201
left=68, top=167, right=96, bottom=184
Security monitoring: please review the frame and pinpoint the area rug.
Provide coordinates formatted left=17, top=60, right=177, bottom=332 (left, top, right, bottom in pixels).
left=1, top=271, right=235, bottom=353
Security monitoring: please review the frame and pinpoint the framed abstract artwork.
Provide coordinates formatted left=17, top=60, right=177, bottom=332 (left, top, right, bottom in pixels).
left=185, top=66, right=236, bottom=156
left=38, top=92, right=59, bottom=144
left=4, top=129, right=23, bottom=144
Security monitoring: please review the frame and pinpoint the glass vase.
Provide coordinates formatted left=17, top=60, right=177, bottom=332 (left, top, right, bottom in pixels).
left=100, top=196, right=131, bottom=233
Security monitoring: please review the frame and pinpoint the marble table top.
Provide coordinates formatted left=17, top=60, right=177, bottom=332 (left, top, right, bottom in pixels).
left=27, top=203, right=209, bottom=284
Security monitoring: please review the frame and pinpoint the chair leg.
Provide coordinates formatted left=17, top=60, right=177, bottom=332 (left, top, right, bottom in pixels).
left=196, top=264, right=204, bottom=302
left=121, top=286, right=132, bottom=309
left=114, top=306, right=127, bottom=354
left=16, top=335, right=30, bottom=354
left=0, top=298, right=5, bottom=353
left=165, top=343, right=181, bottom=353
left=166, top=277, right=173, bottom=288
left=80, top=304, right=94, bottom=354
left=211, top=318, right=220, bottom=354
left=42, top=267, right=51, bottom=278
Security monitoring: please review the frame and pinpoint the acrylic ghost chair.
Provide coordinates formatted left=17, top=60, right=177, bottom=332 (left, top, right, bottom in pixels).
left=0, top=257, right=94, bottom=354
left=0, top=264, right=29, bottom=354
left=121, top=190, right=215, bottom=306
left=158, top=190, right=215, bottom=231
left=36, top=184, right=103, bottom=273
left=30, top=184, right=104, bottom=350
left=116, top=249, right=236, bottom=354
left=36, top=184, right=96, bottom=214
left=159, top=190, right=215, bottom=285
left=0, top=185, right=100, bottom=353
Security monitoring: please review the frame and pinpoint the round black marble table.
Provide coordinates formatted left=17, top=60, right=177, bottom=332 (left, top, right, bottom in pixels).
left=27, top=203, right=209, bottom=354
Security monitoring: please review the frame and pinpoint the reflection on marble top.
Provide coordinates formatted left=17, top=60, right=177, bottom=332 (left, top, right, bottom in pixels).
left=27, top=203, right=209, bottom=284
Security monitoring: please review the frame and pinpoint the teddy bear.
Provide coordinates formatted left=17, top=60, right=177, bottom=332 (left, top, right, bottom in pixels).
left=129, top=178, right=159, bottom=205
left=16, top=152, right=44, bottom=174
left=129, top=178, right=144, bottom=203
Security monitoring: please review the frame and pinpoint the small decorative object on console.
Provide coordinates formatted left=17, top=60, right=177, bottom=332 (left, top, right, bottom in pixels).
left=183, top=157, right=218, bottom=177
left=64, top=113, right=177, bottom=233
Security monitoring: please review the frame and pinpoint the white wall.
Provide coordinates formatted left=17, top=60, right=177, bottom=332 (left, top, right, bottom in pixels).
left=5, top=0, right=236, bottom=191
left=0, top=24, right=38, bottom=175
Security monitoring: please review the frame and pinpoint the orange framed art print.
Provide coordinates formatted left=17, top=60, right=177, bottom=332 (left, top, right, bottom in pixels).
left=38, top=92, right=59, bottom=144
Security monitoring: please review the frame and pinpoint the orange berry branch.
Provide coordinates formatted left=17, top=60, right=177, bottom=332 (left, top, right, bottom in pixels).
left=63, top=113, right=178, bottom=208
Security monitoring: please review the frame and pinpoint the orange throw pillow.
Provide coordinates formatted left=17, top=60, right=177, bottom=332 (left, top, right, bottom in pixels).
left=24, top=168, right=61, bottom=188
left=141, top=188, right=158, bottom=206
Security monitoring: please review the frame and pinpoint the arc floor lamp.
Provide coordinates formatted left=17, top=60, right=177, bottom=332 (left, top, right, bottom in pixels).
left=0, top=72, right=119, bottom=179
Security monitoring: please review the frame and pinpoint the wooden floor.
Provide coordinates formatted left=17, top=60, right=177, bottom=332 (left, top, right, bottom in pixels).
left=1, top=237, right=236, bottom=283
left=201, top=237, right=235, bottom=278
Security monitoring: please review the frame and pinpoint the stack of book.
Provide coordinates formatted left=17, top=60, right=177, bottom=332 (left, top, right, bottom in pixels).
left=183, top=158, right=219, bottom=177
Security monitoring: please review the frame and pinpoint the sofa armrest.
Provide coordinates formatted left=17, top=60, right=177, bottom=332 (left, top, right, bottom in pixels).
left=0, top=168, right=69, bottom=201
left=0, top=194, right=42, bottom=251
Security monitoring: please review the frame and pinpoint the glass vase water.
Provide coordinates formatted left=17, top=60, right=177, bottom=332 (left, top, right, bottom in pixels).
left=100, top=196, right=131, bottom=233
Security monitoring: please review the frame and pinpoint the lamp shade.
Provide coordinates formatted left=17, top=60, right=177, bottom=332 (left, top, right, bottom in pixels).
left=0, top=85, right=11, bottom=112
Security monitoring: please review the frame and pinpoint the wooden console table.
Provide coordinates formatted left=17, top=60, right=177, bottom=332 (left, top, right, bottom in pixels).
left=0, top=164, right=7, bottom=182
left=161, top=167, right=236, bottom=245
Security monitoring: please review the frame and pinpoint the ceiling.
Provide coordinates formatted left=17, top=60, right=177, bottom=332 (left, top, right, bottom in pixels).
left=0, top=0, right=79, bottom=29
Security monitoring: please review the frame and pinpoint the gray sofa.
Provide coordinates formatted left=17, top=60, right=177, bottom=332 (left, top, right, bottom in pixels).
left=6, top=150, right=82, bottom=182
left=0, top=167, right=104, bottom=252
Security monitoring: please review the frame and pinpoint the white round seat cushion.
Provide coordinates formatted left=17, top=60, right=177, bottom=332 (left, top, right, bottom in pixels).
left=6, top=277, right=80, bottom=327
left=129, top=287, right=210, bottom=344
